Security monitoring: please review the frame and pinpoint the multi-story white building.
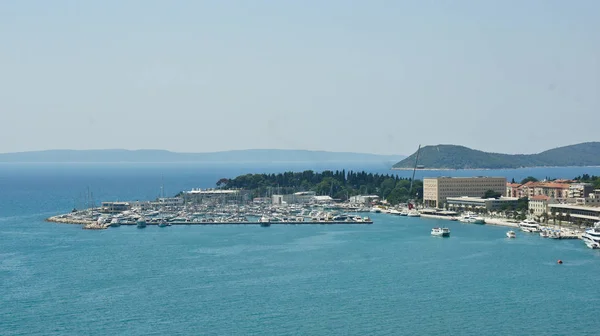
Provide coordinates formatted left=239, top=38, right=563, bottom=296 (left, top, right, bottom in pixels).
left=528, top=195, right=556, bottom=217
left=423, top=176, right=507, bottom=208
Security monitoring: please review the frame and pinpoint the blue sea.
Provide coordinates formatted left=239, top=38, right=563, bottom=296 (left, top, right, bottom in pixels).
left=2, top=163, right=600, bottom=335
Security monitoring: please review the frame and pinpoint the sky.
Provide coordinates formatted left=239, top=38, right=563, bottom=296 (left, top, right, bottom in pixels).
left=1, top=1, right=599, bottom=156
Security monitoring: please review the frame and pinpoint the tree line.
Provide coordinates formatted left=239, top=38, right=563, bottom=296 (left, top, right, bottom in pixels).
left=216, top=170, right=423, bottom=205
left=574, top=174, right=600, bottom=189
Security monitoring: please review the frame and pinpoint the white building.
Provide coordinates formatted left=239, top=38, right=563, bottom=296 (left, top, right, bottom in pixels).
left=528, top=195, right=556, bottom=217
left=423, top=176, right=507, bottom=208
left=157, top=197, right=184, bottom=206
left=272, top=195, right=284, bottom=205
left=349, top=195, right=380, bottom=204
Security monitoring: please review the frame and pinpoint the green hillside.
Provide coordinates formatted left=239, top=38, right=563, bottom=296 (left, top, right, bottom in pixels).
left=392, top=142, right=600, bottom=169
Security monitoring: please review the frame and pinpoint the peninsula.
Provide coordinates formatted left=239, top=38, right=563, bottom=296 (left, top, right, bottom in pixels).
left=393, top=142, right=600, bottom=170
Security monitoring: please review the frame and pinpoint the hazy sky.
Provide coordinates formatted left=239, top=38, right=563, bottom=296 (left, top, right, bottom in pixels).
left=1, top=1, right=599, bottom=155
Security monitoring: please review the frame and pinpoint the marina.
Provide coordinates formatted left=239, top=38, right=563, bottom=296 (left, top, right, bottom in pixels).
left=47, top=202, right=374, bottom=229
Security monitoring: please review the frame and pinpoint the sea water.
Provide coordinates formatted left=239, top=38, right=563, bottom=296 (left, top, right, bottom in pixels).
left=1, top=163, right=600, bottom=335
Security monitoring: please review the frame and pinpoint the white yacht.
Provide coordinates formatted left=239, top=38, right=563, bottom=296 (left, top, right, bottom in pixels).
left=519, top=219, right=540, bottom=233
left=399, top=210, right=409, bottom=216
left=459, top=213, right=485, bottom=224
left=506, top=230, right=516, bottom=238
left=407, top=210, right=421, bottom=217
left=581, top=222, right=600, bottom=249
left=431, top=227, right=450, bottom=237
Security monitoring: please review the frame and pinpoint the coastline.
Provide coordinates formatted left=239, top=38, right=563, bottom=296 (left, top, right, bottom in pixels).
left=391, top=165, right=600, bottom=171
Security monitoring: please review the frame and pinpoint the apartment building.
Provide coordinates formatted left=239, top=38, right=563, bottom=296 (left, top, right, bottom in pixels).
left=423, top=176, right=507, bottom=208
left=528, top=195, right=556, bottom=217
left=506, top=183, right=523, bottom=198
left=520, top=181, right=570, bottom=200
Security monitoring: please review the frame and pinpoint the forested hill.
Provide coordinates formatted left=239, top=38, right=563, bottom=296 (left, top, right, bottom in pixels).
left=393, top=142, right=600, bottom=169
left=216, top=170, right=422, bottom=205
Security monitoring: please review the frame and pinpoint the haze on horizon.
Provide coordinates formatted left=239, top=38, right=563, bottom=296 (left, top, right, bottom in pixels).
left=1, top=1, right=598, bottom=156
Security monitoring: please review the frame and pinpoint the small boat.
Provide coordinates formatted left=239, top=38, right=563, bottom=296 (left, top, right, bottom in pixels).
left=459, top=213, right=485, bottom=224
left=259, top=216, right=271, bottom=227
left=158, top=220, right=168, bottom=227
left=431, top=227, right=450, bottom=237
left=548, top=231, right=562, bottom=239
left=110, top=217, right=121, bottom=227
left=407, top=210, right=421, bottom=217
left=506, top=230, right=516, bottom=238
left=449, top=217, right=458, bottom=221
left=136, top=218, right=147, bottom=229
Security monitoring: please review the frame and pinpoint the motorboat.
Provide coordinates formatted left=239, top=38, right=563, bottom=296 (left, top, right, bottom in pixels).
left=431, top=227, right=450, bottom=237
left=519, top=219, right=540, bottom=233
left=110, top=217, right=122, bottom=227
left=459, top=213, right=485, bottom=224
left=582, top=222, right=600, bottom=249
left=506, top=230, right=516, bottom=238
left=136, top=218, right=147, bottom=228
left=407, top=210, right=421, bottom=217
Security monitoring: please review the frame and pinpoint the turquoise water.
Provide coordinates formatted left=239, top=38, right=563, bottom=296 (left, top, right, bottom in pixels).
left=2, top=163, right=600, bottom=335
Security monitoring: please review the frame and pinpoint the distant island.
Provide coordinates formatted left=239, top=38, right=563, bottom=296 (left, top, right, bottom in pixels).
left=0, top=149, right=404, bottom=163
left=393, top=142, right=600, bottom=170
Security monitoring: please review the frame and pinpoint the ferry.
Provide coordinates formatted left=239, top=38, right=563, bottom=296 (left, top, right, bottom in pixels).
left=519, top=219, right=540, bottom=233
left=581, top=222, right=600, bottom=249
left=506, top=230, right=516, bottom=238
left=431, top=227, right=450, bottom=237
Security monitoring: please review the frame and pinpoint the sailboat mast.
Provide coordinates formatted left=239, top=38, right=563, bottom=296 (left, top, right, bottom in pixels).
left=409, top=144, right=421, bottom=196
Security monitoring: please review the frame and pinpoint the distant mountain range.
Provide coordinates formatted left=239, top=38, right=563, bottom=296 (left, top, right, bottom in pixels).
left=392, top=142, right=600, bottom=170
left=0, top=149, right=405, bottom=163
